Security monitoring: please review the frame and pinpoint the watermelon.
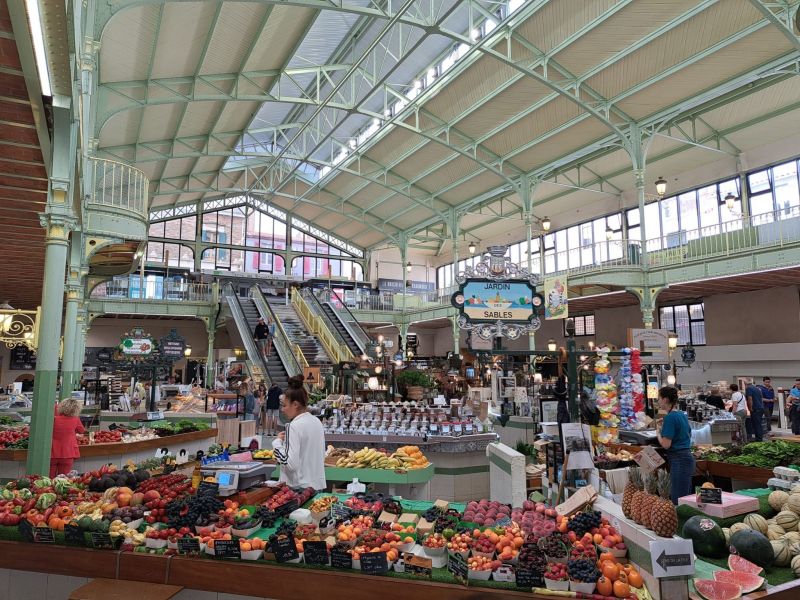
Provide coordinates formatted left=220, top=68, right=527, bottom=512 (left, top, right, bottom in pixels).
left=694, top=579, right=742, bottom=600
left=730, top=529, right=774, bottom=570
left=728, top=554, right=764, bottom=575
left=713, top=570, right=764, bottom=593
left=683, top=516, right=727, bottom=558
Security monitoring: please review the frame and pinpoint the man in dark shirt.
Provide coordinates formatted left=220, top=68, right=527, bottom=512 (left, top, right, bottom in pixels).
left=265, top=382, right=283, bottom=436
left=254, top=318, right=270, bottom=359
left=745, top=379, right=764, bottom=442
left=757, top=377, right=775, bottom=432
left=704, top=386, right=725, bottom=411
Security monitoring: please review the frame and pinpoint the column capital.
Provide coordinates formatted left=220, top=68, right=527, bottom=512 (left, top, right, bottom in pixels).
left=633, top=168, right=646, bottom=189
left=39, top=212, right=77, bottom=241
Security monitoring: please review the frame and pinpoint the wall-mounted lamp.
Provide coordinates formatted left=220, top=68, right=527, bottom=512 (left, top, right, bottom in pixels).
left=655, top=176, right=667, bottom=197
left=541, top=217, right=551, bottom=232
left=667, top=331, right=679, bottom=350
left=725, top=192, right=736, bottom=211
left=468, top=241, right=476, bottom=255
left=547, top=339, right=557, bottom=352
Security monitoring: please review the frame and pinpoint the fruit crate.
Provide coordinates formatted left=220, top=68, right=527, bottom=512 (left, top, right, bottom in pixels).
left=767, top=477, right=793, bottom=490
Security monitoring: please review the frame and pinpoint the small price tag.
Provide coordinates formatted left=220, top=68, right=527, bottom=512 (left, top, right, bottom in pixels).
left=272, top=536, right=299, bottom=563
left=698, top=487, right=723, bottom=504
left=302, top=540, right=329, bottom=566
left=18, top=519, right=34, bottom=543
left=330, top=546, right=353, bottom=569
left=147, top=411, right=164, bottom=421
left=197, top=481, right=220, bottom=497
left=177, top=537, right=200, bottom=554
left=515, top=565, right=545, bottom=589
left=403, top=553, right=432, bottom=579
left=64, top=523, right=85, bottom=546
left=464, top=423, right=473, bottom=434
left=359, top=550, right=388, bottom=575
left=447, top=551, right=469, bottom=586
left=90, top=532, right=115, bottom=549
left=214, top=539, right=241, bottom=559
left=33, top=526, right=55, bottom=544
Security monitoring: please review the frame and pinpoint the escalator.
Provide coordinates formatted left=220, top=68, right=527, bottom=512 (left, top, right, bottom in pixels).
left=305, top=289, right=370, bottom=358
left=222, top=285, right=276, bottom=387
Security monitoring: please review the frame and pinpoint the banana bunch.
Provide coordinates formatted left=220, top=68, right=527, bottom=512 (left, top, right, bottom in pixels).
left=253, top=449, right=274, bottom=460
left=335, top=447, right=407, bottom=470
left=120, top=526, right=146, bottom=545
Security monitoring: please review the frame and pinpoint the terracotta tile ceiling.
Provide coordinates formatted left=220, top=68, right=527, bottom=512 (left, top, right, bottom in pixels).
left=0, top=0, right=47, bottom=310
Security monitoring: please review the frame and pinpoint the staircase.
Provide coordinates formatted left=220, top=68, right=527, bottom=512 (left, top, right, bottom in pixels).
left=238, top=297, right=289, bottom=390
left=265, top=296, right=331, bottom=366
left=319, top=302, right=362, bottom=358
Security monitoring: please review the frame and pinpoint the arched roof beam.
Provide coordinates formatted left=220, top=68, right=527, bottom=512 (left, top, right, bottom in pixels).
left=746, top=0, right=800, bottom=51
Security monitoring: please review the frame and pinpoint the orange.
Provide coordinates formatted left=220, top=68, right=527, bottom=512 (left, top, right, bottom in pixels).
left=602, top=562, right=619, bottom=582
left=613, top=579, right=630, bottom=598
left=627, top=570, right=643, bottom=589
left=596, top=576, right=613, bottom=597
left=240, top=542, right=251, bottom=551
left=599, top=552, right=616, bottom=564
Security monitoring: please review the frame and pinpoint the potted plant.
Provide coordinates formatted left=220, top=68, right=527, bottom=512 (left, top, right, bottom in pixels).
left=394, top=370, right=435, bottom=400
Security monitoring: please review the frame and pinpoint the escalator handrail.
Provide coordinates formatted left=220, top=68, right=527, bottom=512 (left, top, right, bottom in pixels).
left=316, top=288, right=371, bottom=354
left=250, top=286, right=307, bottom=377
left=299, top=288, right=353, bottom=352
left=291, top=289, right=353, bottom=363
left=221, top=283, right=271, bottom=386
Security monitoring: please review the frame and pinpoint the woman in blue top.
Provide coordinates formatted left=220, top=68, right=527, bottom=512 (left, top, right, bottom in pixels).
left=657, top=386, right=694, bottom=504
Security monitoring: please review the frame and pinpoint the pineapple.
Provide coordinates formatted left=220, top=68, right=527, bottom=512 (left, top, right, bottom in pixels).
left=650, top=469, right=679, bottom=538
left=622, top=466, right=642, bottom=519
left=631, top=472, right=649, bottom=525
left=640, top=473, right=659, bottom=530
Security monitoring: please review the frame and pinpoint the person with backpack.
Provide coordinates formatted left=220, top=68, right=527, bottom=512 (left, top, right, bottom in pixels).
left=727, top=383, right=747, bottom=442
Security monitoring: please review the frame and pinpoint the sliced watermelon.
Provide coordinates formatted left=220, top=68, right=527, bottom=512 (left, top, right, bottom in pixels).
left=713, top=570, right=764, bottom=593
left=727, top=554, right=764, bottom=575
left=694, top=579, right=742, bottom=600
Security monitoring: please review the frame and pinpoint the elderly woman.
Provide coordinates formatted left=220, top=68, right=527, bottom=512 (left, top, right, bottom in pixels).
left=50, top=398, right=85, bottom=477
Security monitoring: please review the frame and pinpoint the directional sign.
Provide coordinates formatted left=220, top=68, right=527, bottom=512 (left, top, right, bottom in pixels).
left=650, top=539, right=695, bottom=578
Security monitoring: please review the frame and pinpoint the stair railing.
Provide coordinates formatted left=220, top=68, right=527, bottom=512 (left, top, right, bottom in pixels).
left=291, top=288, right=354, bottom=363
left=316, top=288, right=371, bottom=355
left=299, top=287, right=353, bottom=352
left=250, top=286, right=307, bottom=377
left=222, top=283, right=270, bottom=386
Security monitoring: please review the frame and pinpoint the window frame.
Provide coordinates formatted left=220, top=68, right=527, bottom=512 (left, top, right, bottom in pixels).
left=658, top=302, right=706, bottom=347
left=566, top=314, right=595, bottom=337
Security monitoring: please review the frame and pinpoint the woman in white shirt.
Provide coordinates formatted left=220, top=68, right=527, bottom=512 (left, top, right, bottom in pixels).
left=727, top=383, right=747, bottom=442
left=272, top=376, right=326, bottom=490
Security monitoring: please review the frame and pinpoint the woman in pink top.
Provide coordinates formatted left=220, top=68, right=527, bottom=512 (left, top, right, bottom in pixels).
left=50, top=398, right=84, bottom=477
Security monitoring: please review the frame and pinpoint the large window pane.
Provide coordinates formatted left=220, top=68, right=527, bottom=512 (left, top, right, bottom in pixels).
left=180, top=216, right=196, bottom=241
left=149, top=222, right=165, bottom=237
left=673, top=305, right=690, bottom=345
left=748, top=169, right=770, bottom=195
left=773, top=161, right=799, bottom=218
left=750, top=193, right=775, bottom=223
left=644, top=202, right=661, bottom=241
left=698, top=185, right=720, bottom=235
left=678, top=192, right=699, bottom=237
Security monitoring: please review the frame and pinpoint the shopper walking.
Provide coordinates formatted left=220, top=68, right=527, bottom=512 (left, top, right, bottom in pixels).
left=757, top=377, right=775, bottom=432
left=254, top=318, right=270, bottom=360
left=745, top=379, right=764, bottom=442
left=266, top=317, right=276, bottom=358
left=241, top=382, right=256, bottom=421
left=656, top=386, right=695, bottom=504
left=272, top=375, right=326, bottom=490
left=254, top=383, right=267, bottom=434
left=728, top=383, right=748, bottom=442
left=50, top=398, right=85, bottom=478
left=787, top=379, right=800, bottom=434
left=265, top=381, right=282, bottom=436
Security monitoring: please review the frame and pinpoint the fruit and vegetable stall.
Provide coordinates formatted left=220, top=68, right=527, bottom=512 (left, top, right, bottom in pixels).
left=0, top=467, right=799, bottom=600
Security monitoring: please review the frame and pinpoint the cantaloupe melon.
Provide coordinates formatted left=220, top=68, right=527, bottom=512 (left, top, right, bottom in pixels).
left=771, top=539, right=791, bottom=567
left=729, top=522, right=750, bottom=535
left=768, top=490, right=789, bottom=512
left=744, top=514, right=768, bottom=534
left=767, top=524, right=785, bottom=540
left=787, top=494, right=800, bottom=516
left=792, top=554, right=800, bottom=577
left=775, top=510, right=799, bottom=531
left=783, top=531, right=800, bottom=544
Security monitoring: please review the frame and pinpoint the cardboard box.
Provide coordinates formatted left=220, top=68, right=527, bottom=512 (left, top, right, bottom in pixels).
left=416, top=518, right=435, bottom=536
left=678, top=491, right=758, bottom=518
left=378, top=510, right=398, bottom=524
left=433, top=499, right=449, bottom=511
left=397, top=513, right=419, bottom=525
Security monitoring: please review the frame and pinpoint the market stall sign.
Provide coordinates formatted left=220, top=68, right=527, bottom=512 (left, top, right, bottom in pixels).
left=18, top=519, right=34, bottom=542
left=120, top=337, right=154, bottom=356
left=628, top=328, right=669, bottom=364
left=649, top=539, right=695, bottom=578
left=90, top=532, right=115, bottom=549
left=159, top=329, right=187, bottom=358
left=698, top=487, right=723, bottom=504
left=516, top=565, right=545, bottom=589
left=214, top=539, right=241, bottom=559
left=403, top=553, right=432, bottom=579
left=64, top=523, right=85, bottom=546
left=359, top=550, right=388, bottom=575
left=330, top=546, right=353, bottom=569
left=178, top=537, right=201, bottom=554
left=33, top=526, right=55, bottom=543
left=447, top=551, right=468, bottom=585
left=302, top=540, right=329, bottom=566
left=272, top=536, right=300, bottom=563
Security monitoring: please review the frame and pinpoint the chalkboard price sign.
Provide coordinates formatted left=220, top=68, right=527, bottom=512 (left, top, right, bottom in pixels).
left=272, top=536, right=300, bottom=563
left=33, top=527, right=55, bottom=544
left=403, top=553, right=432, bottom=579
left=698, top=487, right=722, bottom=504
left=90, top=532, right=115, bottom=549
left=303, top=540, right=329, bottom=566
left=359, top=551, right=389, bottom=575
left=447, top=551, right=469, bottom=586
left=214, top=539, right=241, bottom=559
left=331, top=546, right=353, bottom=570
left=18, top=519, right=34, bottom=543
left=515, top=566, right=545, bottom=589
left=177, top=537, right=201, bottom=554
left=64, top=523, right=85, bottom=546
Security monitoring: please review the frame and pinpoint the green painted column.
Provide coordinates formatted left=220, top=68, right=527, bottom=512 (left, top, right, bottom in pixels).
left=451, top=315, right=460, bottom=355
left=28, top=214, right=76, bottom=475
left=205, top=328, right=215, bottom=388
left=60, top=285, right=81, bottom=393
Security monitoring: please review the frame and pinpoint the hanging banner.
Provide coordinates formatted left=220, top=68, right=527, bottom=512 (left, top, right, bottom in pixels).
left=543, top=277, right=568, bottom=320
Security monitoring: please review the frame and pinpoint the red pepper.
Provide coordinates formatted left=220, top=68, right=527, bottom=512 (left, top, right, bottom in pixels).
left=22, top=499, right=35, bottom=513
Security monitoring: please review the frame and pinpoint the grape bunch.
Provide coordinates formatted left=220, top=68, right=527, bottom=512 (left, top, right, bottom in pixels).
left=518, top=544, right=547, bottom=571
left=567, top=510, right=602, bottom=537
left=165, top=494, right=223, bottom=528
left=434, top=514, right=459, bottom=534
left=276, top=519, right=297, bottom=537
left=253, top=506, right=279, bottom=528
left=538, top=533, right=567, bottom=558
left=567, top=559, right=600, bottom=583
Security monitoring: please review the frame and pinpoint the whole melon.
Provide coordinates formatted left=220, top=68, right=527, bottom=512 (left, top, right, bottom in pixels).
left=790, top=541, right=800, bottom=558
left=730, top=522, right=750, bottom=535
left=730, top=529, right=775, bottom=570
left=744, top=514, right=768, bottom=534
left=792, top=554, right=800, bottom=577
left=783, top=531, right=800, bottom=544
left=775, top=510, right=799, bottom=531
left=782, top=503, right=791, bottom=512
left=787, top=494, right=800, bottom=516
left=767, top=524, right=785, bottom=540
left=790, top=483, right=800, bottom=494
left=682, top=516, right=727, bottom=558
left=771, top=539, right=791, bottom=567
left=723, top=527, right=731, bottom=546
left=769, top=490, right=790, bottom=512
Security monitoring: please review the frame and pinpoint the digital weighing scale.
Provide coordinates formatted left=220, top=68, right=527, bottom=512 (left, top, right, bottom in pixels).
left=618, top=428, right=659, bottom=446
left=200, top=461, right=272, bottom=496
